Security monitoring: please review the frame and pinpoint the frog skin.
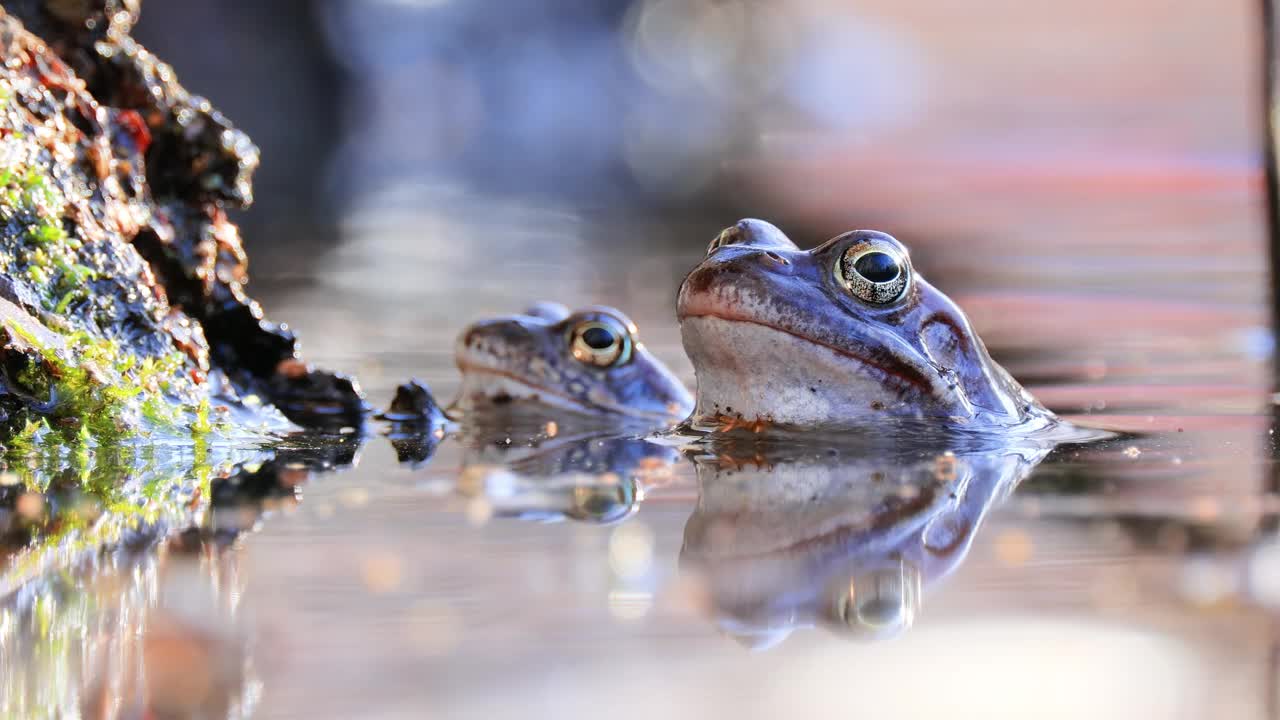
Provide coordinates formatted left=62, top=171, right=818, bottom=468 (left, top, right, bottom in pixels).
left=676, top=219, right=1052, bottom=431
left=451, top=302, right=694, bottom=424
left=680, top=437, right=1050, bottom=647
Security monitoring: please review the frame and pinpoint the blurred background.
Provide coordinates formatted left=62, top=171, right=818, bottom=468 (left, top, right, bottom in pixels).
left=132, top=0, right=1266, bottom=402
left=136, top=0, right=1258, bottom=211
left=50, top=2, right=1269, bottom=718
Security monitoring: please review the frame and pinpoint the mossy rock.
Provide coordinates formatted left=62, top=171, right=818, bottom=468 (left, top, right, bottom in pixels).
left=0, top=3, right=366, bottom=451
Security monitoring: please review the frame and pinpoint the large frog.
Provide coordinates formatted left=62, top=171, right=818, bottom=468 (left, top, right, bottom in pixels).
left=677, top=219, right=1052, bottom=431
left=451, top=302, right=693, bottom=424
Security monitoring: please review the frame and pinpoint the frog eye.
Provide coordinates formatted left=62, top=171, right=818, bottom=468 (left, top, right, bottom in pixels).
left=569, top=318, right=632, bottom=367
left=836, top=242, right=911, bottom=305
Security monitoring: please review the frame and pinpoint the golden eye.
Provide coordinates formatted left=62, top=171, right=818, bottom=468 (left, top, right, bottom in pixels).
left=569, top=319, right=631, bottom=367
left=836, top=243, right=911, bottom=305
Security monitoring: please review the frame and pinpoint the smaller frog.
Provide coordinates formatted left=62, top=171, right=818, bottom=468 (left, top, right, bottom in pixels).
left=451, top=302, right=693, bottom=423
left=677, top=219, right=1052, bottom=431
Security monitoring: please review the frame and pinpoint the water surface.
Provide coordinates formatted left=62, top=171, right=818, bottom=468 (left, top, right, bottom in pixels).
left=2, top=175, right=1275, bottom=718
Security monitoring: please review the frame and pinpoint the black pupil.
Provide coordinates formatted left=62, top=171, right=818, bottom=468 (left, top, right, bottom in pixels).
left=854, top=252, right=900, bottom=283
left=581, top=326, right=616, bottom=350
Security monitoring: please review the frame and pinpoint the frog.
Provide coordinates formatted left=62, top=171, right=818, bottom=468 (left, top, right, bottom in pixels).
left=676, top=219, right=1053, bottom=431
left=451, top=301, right=694, bottom=424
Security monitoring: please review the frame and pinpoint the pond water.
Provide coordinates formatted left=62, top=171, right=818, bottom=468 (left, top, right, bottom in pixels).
left=2, top=177, right=1276, bottom=718
left=3, top=0, right=1277, bottom=714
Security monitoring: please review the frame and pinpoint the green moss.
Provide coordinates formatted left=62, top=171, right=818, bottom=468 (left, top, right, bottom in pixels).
left=0, top=162, right=88, bottom=322
left=22, top=263, right=46, bottom=286
left=0, top=153, right=256, bottom=464
left=5, top=417, right=52, bottom=456
left=2, top=318, right=227, bottom=458
left=192, top=397, right=213, bottom=434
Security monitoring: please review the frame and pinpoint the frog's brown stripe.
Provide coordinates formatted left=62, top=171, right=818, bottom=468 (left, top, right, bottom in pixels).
left=684, top=312, right=934, bottom=393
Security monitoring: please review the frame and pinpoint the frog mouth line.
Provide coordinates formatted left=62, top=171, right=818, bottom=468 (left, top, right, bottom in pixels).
left=679, top=311, right=933, bottom=394
left=453, top=361, right=676, bottom=422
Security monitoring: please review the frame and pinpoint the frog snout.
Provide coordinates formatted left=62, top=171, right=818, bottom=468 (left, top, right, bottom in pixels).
left=728, top=218, right=799, bottom=251
left=719, top=246, right=793, bottom=273
left=683, top=245, right=794, bottom=298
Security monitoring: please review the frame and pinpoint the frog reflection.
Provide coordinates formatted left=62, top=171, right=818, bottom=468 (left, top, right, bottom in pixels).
left=680, top=437, right=1052, bottom=648
left=452, top=428, right=678, bottom=525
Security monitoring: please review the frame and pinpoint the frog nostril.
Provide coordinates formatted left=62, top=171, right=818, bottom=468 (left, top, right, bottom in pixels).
left=762, top=251, right=790, bottom=265
left=708, top=226, right=742, bottom=255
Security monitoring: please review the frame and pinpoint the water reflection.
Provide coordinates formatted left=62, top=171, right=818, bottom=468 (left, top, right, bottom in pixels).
left=3, top=534, right=255, bottom=719
left=0, top=443, right=357, bottom=717
left=377, top=379, right=451, bottom=469
left=447, top=420, right=677, bottom=525
left=680, top=436, right=1055, bottom=648
left=7, top=410, right=1276, bottom=715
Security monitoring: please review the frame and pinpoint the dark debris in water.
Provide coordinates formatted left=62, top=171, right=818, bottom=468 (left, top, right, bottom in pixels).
left=378, top=378, right=446, bottom=425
